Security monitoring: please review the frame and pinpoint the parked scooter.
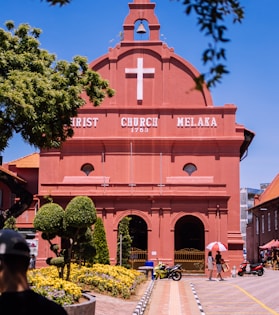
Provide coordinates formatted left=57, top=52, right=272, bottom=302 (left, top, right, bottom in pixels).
left=154, top=262, right=183, bottom=280
left=238, top=260, right=264, bottom=276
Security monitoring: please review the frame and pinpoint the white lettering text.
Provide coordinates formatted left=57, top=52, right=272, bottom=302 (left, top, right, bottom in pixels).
left=121, top=117, right=158, bottom=128
left=177, top=117, right=217, bottom=128
left=71, top=117, right=99, bottom=128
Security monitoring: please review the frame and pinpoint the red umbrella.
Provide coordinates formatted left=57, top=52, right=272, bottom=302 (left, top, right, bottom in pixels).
left=206, top=241, right=227, bottom=252
left=260, top=239, right=279, bottom=249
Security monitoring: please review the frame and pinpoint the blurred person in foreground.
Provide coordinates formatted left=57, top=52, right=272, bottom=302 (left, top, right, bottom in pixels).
left=0, top=229, right=67, bottom=315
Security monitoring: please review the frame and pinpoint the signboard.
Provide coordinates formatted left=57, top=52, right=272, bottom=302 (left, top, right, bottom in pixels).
left=26, top=239, right=38, bottom=257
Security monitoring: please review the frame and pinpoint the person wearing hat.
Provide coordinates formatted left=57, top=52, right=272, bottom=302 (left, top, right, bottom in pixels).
left=0, top=229, right=67, bottom=315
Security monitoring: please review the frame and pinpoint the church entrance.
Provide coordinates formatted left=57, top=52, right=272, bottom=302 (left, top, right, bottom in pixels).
left=174, top=215, right=205, bottom=273
left=129, top=215, right=148, bottom=269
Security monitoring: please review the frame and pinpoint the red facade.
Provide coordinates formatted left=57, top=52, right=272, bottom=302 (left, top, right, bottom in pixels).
left=4, top=0, right=253, bottom=271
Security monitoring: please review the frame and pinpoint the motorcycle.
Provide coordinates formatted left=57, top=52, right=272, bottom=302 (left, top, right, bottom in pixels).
left=238, top=261, right=264, bottom=276
left=154, top=262, right=182, bottom=281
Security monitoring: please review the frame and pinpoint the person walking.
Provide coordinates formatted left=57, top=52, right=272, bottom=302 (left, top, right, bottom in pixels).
left=29, top=254, right=36, bottom=269
left=215, top=250, right=224, bottom=281
left=207, top=251, right=214, bottom=280
left=0, top=229, right=67, bottom=315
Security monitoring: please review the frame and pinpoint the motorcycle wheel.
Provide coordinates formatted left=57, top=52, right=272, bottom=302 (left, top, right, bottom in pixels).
left=238, top=272, right=244, bottom=276
left=257, top=270, right=263, bottom=276
left=171, top=271, right=182, bottom=281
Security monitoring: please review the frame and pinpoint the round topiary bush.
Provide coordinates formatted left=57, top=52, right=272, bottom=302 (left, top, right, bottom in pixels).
left=34, top=203, right=64, bottom=235
left=64, top=196, right=97, bottom=228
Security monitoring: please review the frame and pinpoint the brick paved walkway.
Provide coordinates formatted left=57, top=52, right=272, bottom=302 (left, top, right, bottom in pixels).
left=94, top=269, right=279, bottom=315
left=144, top=278, right=202, bottom=315
left=144, top=270, right=279, bottom=315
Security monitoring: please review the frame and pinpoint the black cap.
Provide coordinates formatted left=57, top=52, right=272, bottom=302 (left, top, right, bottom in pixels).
left=0, top=229, right=30, bottom=257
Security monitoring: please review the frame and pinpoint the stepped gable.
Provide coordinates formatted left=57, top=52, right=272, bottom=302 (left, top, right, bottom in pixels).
left=86, top=0, right=213, bottom=109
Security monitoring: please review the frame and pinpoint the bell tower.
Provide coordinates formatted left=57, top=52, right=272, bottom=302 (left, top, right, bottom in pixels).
left=122, top=0, right=161, bottom=42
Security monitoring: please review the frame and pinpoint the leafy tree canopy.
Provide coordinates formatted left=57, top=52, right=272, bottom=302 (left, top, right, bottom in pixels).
left=93, top=217, right=110, bottom=265
left=182, top=0, right=244, bottom=89
left=34, top=196, right=97, bottom=280
left=33, top=202, right=64, bottom=237
left=117, top=217, right=132, bottom=268
left=0, top=21, right=114, bottom=151
left=44, top=0, right=70, bottom=5
left=43, top=0, right=244, bottom=90
left=64, top=195, right=97, bottom=228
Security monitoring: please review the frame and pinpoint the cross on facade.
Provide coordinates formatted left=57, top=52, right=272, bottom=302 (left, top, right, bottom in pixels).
left=125, top=58, right=155, bottom=101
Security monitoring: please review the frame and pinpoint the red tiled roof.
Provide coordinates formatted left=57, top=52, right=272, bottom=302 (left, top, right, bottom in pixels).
left=256, top=174, right=279, bottom=204
left=0, top=166, right=26, bottom=183
left=8, top=152, right=39, bottom=168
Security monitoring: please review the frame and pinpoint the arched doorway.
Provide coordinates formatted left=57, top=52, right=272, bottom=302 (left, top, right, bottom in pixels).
left=129, top=215, right=147, bottom=249
left=174, top=215, right=205, bottom=273
left=129, top=215, right=148, bottom=269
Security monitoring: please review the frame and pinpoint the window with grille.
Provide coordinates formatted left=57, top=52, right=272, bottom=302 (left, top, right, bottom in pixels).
left=183, top=163, right=197, bottom=176
left=81, top=163, right=94, bottom=176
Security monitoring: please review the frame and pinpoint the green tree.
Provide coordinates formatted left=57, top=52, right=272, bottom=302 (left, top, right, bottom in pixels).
left=0, top=21, right=114, bottom=151
left=3, top=216, right=17, bottom=230
left=33, top=196, right=97, bottom=280
left=63, top=196, right=97, bottom=278
left=93, top=217, right=110, bottom=265
left=117, top=217, right=132, bottom=269
left=43, top=0, right=244, bottom=89
left=44, top=0, right=70, bottom=5
left=33, top=202, right=65, bottom=277
left=74, top=228, right=96, bottom=266
left=182, top=0, right=244, bottom=89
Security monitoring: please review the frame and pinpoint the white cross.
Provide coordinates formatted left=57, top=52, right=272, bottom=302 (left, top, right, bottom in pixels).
left=125, top=58, right=155, bottom=101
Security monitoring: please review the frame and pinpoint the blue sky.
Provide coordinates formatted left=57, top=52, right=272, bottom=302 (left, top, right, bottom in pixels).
left=0, top=0, right=278, bottom=189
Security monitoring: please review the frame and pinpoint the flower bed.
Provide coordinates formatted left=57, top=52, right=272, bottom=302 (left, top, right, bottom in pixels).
left=28, top=264, right=146, bottom=306
left=71, top=264, right=145, bottom=299
left=28, top=267, right=82, bottom=305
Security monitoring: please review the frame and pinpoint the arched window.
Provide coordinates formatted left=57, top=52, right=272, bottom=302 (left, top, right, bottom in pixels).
left=81, top=163, right=94, bottom=176
left=183, top=163, right=197, bottom=176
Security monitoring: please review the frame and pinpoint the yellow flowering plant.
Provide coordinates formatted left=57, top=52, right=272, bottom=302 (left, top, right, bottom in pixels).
left=28, top=267, right=82, bottom=306
left=28, top=263, right=146, bottom=305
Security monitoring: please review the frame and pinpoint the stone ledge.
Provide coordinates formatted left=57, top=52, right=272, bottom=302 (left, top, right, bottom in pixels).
left=64, top=293, right=96, bottom=315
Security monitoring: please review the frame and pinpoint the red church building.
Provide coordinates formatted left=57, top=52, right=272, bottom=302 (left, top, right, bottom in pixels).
left=1, top=0, right=254, bottom=272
